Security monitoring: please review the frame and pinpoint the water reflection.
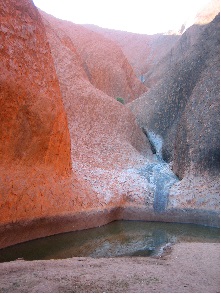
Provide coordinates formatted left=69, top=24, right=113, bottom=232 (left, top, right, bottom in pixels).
left=0, top=221, right=219, bottom=262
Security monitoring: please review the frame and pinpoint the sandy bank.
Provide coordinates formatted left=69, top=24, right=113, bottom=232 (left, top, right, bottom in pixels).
left=0, top=242, right=219, bottom=293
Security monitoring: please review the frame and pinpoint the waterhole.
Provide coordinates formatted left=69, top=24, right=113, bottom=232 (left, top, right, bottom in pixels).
left=0, top=221, right=219, bottom=262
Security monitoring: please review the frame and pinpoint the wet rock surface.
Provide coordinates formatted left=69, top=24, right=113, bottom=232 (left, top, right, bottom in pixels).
left=139, top=161, right=178, bottom=213
left=129, top=9, right=220, bottom=213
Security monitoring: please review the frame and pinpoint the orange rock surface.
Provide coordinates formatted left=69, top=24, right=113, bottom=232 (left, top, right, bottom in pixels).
left=0, top=0, right=219, bottom=249
left=0, top=0, right=154, bottom=238
left=0, top=0, right=98, bottom=224
left=0, top=0, right=71, bottom=223
left=40, top=10, right=154, bottom=210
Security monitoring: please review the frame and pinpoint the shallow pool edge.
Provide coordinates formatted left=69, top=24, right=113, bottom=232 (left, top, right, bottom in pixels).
left=0, top=206, right=219, bottom=249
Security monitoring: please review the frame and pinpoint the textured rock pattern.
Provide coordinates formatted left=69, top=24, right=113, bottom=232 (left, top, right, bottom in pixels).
left=0, top=0, right=77, bottom=223
left=0, top=0, right=219, bottom=250
left=0, top=0, right=155, bottom=229
left=129, top=12, right=220, bottom=211
left=168, top=14, right=220, bottom=210
left=41, top=12, right=147, bottom=103
left=173, top=14, right=220, bottom=178
left=130, top=14, right=220, bottom=173
left=40, top=10, right=156, bottom=212
left=0, top=0, right=70, bottom=172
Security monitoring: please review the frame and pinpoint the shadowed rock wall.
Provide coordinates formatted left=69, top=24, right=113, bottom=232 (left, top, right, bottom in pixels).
left=129, top=13, right=220, bottom=212
left=41, top=11, right=147, bottom=103
left=84, top=25, right=179, bottom=84
left=143, top=0, right=220, bottom=88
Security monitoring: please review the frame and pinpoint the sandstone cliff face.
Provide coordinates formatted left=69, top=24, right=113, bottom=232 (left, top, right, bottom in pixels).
left=168, top=13, right=220, bottom=211
left=0, top=0, right=219, bottom=250
left=129, top=12, right=220, bottom=212
left=40, top=10, right=156, bottom=212
left=0, top=0, right=74, bottom=223
left=41, top=12, right=147, bottom=103
left=0, top=0, right=156, bottom=248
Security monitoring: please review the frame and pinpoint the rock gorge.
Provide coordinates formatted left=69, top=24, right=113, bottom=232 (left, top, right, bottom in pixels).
left=0, top=0, right=219, bottom=249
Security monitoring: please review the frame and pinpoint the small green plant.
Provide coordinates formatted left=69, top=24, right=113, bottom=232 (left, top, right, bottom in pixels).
left=116, top=97, right=125, bottom=105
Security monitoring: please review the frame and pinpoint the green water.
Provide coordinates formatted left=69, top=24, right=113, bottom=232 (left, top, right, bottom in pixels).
left=0, top=221, right=219, bottom=262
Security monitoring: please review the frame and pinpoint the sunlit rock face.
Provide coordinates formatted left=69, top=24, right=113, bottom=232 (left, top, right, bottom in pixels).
left=0, top=0, right=75, bottom=223
left=0, top=0, right=156, bottom=248
left=40, top=10, right=156, bottom=213
left=129, top=11, right=220, bottom=212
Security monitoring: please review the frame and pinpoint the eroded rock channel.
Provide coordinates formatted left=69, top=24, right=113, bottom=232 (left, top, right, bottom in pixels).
left=139, top=130, right=179, bottom=212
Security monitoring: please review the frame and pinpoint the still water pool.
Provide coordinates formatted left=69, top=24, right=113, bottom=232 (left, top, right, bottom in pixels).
left=0, top=221, right=219, bottom=262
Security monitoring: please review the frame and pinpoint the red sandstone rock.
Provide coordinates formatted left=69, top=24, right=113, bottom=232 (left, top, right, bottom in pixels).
left=0, top=0, right=154, bottom=233
left=40, top=10, right=154, bottom=212
left=1, top=0, right=219, bottom=250
left=0, top=0, right=99, bottom=224
left=41, top=11, right=147, bottom=103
